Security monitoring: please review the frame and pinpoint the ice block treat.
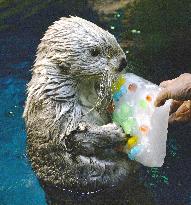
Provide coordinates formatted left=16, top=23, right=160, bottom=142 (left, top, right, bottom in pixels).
left=111, top=73, right=171, bottom=167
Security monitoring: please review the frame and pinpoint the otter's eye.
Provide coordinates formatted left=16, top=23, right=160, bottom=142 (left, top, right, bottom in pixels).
left=90, top=47, right=100, bottom=57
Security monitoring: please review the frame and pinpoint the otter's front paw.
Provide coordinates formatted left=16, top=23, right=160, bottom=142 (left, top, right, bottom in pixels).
left=66, top=123, right=126, bottom=157
left=82, top=123, right=127, bottom=154
left=99, top=123, right=126, bottom=147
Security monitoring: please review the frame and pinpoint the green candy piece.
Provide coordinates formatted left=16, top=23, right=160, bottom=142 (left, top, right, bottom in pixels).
left=112, top=103, right=132, bottom=124
left=121, top=103, right=129, bottom=115
left=121, top=118, right=136, bottom=134
left=112, top=112, right=121, bottom=125
left=122, top=122, right=131, bottom=134
left=120, top=103, right=132, bottom=119
left=139, top=99, right=147, bottom=109
left=112, top=103, right=135, bottom=134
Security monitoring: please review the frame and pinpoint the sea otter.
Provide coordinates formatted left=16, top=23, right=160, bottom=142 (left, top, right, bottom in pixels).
left=23, top=16, right=154, bottom=205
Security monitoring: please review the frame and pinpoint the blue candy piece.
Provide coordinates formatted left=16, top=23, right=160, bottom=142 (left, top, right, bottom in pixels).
left=113, top=91, right=122, bottom=101
left=112, top=86, right=127, bottom=102
left=128, top=146, right=142, bottom=160
left=120, top=85, right=127, bottom=95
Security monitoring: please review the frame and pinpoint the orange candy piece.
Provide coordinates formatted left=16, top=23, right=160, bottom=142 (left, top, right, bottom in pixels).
left=139, top=125, right=149, bottom=135
left=146, top=95, right=152, bottom=102
left=128, top=83, right=137, bottom=92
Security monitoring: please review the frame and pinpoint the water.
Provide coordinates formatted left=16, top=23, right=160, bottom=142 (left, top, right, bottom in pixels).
left=0, top=1, right=191, bottom=204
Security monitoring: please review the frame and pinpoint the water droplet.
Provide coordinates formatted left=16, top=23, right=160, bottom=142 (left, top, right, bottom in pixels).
left=131, top=29, right=137, bottom=33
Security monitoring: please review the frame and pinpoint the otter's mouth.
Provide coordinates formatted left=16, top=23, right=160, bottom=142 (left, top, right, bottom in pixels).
left=89, top=66, right=123, bottom=113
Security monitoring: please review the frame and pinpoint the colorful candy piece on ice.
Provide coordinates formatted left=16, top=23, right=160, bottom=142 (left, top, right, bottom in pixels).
left=120, top=103, right=132, bottom=117
left=121, top=118, right=136, bottom=134
left=128, top=83, right=137, bottom=92
left=146, top=95, right=152, bottom=102
left=128, top=145, right=142, bottom=160
left=139, top=125, right=149, bottom=135
left=111, top=75, right=126, bottom=93
left=113, top=91, right=122, bottom=101
left=120, top=85, right=127, bottom=95
left=139, top=99, right=147, bottom=109
left=112, top=73, right=171, bottom=167
left=127, top=136, right=138, bottom=149
left=112, top=103, right=133, bottom=127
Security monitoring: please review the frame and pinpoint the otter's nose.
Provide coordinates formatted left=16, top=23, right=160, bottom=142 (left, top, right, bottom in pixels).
left=118, top=58, right=127, bottom=72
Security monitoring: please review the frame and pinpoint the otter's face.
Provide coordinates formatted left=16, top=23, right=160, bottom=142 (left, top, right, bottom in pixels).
left=38, top=16, right=127, bottom=77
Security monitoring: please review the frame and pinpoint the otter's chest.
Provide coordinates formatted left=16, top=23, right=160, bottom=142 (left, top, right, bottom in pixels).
left=78, top=80, right=110, bottom=125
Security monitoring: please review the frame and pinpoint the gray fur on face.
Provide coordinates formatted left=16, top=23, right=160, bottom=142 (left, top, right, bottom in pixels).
left=23, top=16, right=138, bottom=204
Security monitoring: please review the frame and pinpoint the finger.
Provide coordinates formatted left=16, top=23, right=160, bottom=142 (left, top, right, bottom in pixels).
left=169, top=102, right=191, bottom=124
left=160, top=80, right=173, bottom=88
left=179, top=73, right=190, bottom=78
left=175, top=101, right=191, bottom=117
left=169, top=110, right=191, bottom=124
left=170, top=100, right=184, bottom=115
left=175, top=112, right=191, bottom=123
left=154, top=88, right=170, bottom=107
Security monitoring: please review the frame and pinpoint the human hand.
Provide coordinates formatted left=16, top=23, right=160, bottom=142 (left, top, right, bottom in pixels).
left=168, top=100, right=191, bottom=123
left=154, top=73, right=191, bottom=123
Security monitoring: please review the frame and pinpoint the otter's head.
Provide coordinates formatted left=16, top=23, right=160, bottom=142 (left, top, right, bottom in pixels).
left=35, top=16, right=127, bottom=78
left=33, top=16, right=127, bottom=110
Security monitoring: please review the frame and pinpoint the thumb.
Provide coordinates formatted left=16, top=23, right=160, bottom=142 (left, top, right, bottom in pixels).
left=175, top=101, right=191, bottom=117
left=154, top=88, right=170, bottom=107
left=168, top=101, right=191, bottom=124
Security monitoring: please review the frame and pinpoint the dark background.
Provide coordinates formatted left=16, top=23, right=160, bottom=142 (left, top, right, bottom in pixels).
left=0, top=0, right=191, bottom=204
